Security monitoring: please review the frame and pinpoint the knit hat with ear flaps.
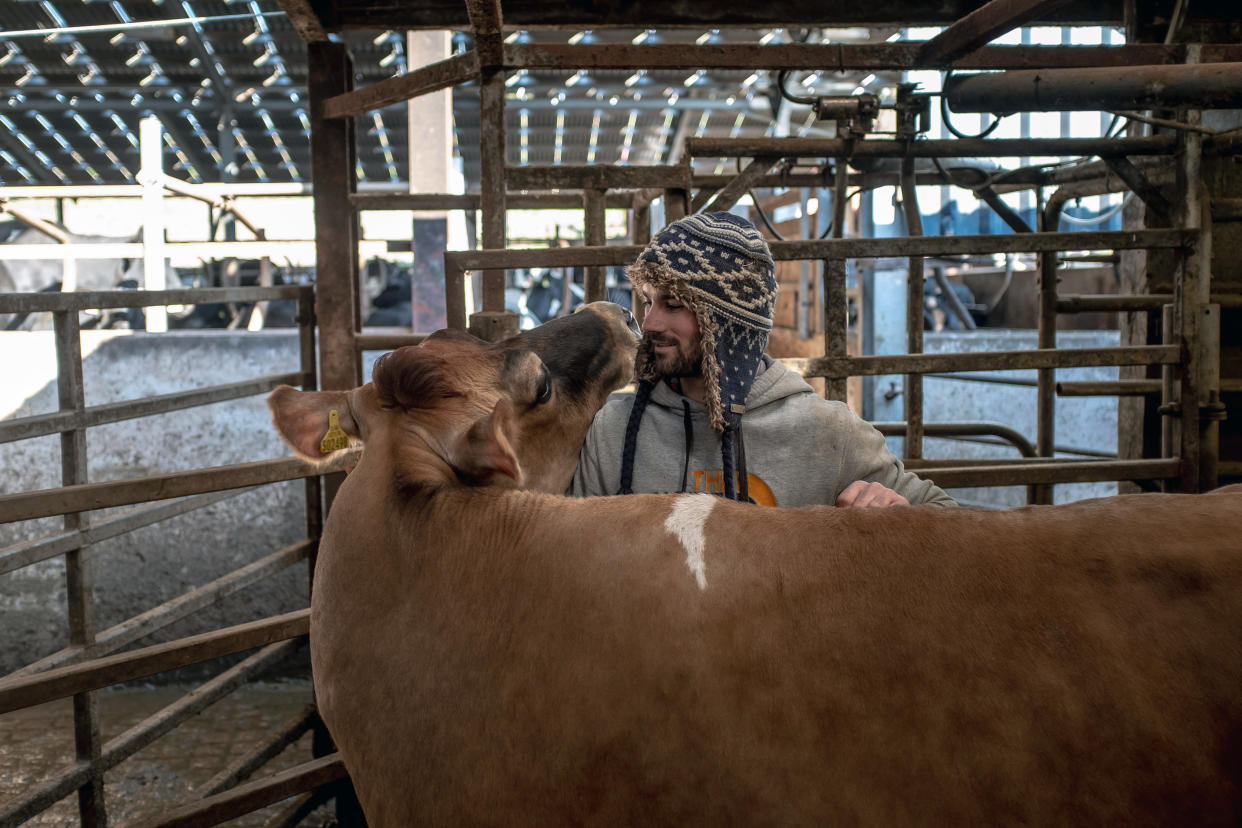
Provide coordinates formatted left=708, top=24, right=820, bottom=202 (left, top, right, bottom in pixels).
left=618, top=211, right=776, bottom=502
left=628, top=211, right=777, bottom=432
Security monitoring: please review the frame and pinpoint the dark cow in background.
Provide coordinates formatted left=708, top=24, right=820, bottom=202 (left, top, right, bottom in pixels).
left=0, top=222, right=170, bottom=330
left=270, top=302, right=1242, bottom=827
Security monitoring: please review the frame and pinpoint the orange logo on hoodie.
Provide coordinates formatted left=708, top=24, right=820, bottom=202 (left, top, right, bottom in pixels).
left=690, top=469, right=777, bottom=507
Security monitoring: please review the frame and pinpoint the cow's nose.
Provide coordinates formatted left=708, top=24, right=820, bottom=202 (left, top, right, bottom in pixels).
left=623, top=308, right=641, bottom=338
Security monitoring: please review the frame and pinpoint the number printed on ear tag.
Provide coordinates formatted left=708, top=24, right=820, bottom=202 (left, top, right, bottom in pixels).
left=319, top=409, right=350, bottom=453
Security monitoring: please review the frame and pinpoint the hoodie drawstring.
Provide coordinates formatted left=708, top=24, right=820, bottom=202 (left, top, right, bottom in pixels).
left=679, top=400, right=693, bottom=493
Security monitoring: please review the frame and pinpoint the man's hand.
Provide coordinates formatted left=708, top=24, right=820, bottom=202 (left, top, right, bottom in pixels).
left=836, top=480, right=910, bottom=508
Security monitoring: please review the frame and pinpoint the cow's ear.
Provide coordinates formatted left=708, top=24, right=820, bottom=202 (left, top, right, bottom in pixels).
left=268, top=385, right=357, bottom=461
left=453, top=399, right=524, bottom=487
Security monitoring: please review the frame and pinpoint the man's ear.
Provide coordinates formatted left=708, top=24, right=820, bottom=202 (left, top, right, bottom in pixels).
left=268, top=385, right=358, bottom=461
left=452, top=399, right=524, bottom=487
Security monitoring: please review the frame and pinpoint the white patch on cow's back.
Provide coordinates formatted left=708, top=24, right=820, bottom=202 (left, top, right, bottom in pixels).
left=664, top=494, right=716, bottom=591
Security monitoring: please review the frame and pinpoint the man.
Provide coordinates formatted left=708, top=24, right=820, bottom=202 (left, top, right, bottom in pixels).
left=570, top=211, right=955, bottom=508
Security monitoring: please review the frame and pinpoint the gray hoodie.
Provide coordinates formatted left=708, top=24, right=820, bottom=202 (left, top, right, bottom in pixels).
left=570, top=358, right=955, bottom=507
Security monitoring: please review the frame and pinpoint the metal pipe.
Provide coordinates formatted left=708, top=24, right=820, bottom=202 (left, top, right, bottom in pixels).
left=944, top=62, right=1242, bottom=112
left=443, top=228, right=1190, bottom=273
left=874, top=421, right=1037, bottom=458
left=790, top=343, right=1179, bottom=379
left=824, top=160, right=850, bottom=402
left=899, top=156, right=924, bottom=460
left=0, top=489, right=253, bottom=578
left=687, top=135, right=1175, bottom=160
left=0, top=453, right=356, bottom=525
left=0, top=610, right=310, bottom=714
left=916, top=458, right=1179, bottom=489
left=1056, top=380, right=1162, bottom=397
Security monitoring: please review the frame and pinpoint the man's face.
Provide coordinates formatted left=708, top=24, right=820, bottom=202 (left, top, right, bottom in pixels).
left=639, top=284, right=702, bottom=376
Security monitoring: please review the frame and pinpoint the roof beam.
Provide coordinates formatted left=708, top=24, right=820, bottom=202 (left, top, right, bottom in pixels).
left=465, top=0, right=504, bottom=67
left=323, top=51, right=479, bottom=119
left=274, top=0, right=329, bottom=43
left=916, top=0, right=1076, bottom=66
left=504, top=42, right=1242, bottom=72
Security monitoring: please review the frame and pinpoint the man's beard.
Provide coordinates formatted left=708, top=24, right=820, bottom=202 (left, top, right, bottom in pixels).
left=645, top=334, right=702, bottom=377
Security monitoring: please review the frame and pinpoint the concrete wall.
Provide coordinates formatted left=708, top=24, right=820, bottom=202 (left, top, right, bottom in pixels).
left=0, top=330, right=328, bottom=677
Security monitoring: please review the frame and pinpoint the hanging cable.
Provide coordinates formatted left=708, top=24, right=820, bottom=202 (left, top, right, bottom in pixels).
left=774, top=69, right=818, bottom=107
left=939, top=70, right=1004, bottom=139
left=1057, top=193, right=1132, bottom=226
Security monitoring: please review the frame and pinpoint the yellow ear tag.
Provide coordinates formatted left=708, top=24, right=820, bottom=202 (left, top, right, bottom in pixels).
left=319, top=409, right=350, bottom=453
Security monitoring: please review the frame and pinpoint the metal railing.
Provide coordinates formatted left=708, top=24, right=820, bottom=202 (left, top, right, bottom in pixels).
left=0, top=285, right=348, bottom=826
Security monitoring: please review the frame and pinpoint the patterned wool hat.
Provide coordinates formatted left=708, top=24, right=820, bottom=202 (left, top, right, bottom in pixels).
left=627, top=211, right=777, bottom=432
left=617, top=212, right=776, bottom=502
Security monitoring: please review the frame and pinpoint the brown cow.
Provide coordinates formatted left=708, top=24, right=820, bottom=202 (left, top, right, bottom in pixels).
left=270, top=303, right=1242, bottom=827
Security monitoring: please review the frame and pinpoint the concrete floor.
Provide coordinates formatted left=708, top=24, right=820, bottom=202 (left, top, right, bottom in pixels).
left=0, top=680, right=335, bottom=826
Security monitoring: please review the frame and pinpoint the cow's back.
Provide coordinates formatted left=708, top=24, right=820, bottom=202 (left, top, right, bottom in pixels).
left=316, top=486, right=1242, bottom=826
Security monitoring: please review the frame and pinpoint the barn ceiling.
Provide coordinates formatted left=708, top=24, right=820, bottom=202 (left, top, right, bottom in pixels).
left=0, top=0, right=1220, bottom=191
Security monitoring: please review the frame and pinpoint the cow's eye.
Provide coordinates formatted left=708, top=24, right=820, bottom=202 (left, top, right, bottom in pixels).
left=535, top=376, right=552, bottom=405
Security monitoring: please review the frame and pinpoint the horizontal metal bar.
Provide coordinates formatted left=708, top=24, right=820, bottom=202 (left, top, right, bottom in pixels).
left=922, top=458, right=1180, bottom=488
left=11, top=541, right=310, bottom=678
left=687, top=134, right=1176, bottom=160
left=0, top=241, right=354, bottom=261
left=0, top=451, right=357, bottom=524
left=506, top=165, right=687, bottom=191
left=0, top=286, right=311, bottom=314
left=141, top=754, right=347, bottom=828
left=356, top=332, right=429, bottom=351
left=0, top=488, right=252, bottom=577
left=202, top=704, right=318, bottom=796
left=0, top=609, right=309, bottom=714
left=873, top=421, right=1036, bottom=457
left=445, top=229, right=1191, bottom=272
left=504, top=42, right=1242, bottom=72
left=922, top=372, right=1037, bottom=387
left=0, top=641, right=302, bottom=827
left=788, top=344, right=1180, bottom=378
left=1056, top=380, right=1162, bottom=397
left=0, top=372, right=307, bottom=445
left=1056, top=293, right=1242, bottom=312
left=1056, top=293, right=1171, bottom=312
left=350, top=191, right=638, bottom=210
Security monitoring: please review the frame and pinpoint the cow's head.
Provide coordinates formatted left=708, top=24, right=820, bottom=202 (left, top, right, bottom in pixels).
left=269, top=301, right=638, bottom=493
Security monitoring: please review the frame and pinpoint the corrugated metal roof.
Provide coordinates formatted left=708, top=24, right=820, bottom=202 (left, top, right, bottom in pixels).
left=0, top=1, right=893, bottom=188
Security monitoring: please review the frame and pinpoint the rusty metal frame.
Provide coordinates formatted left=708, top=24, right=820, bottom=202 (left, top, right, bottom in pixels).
left=0, top=283, right=339, bottom=825
left=276, top=20, right=1231, bottom=820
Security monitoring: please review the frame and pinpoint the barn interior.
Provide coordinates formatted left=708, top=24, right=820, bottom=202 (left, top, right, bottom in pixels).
left=1, top=0, right=1241, bottom=823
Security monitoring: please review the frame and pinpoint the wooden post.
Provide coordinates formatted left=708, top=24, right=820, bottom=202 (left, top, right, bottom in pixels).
left=308, top=40, right=361, bottom=392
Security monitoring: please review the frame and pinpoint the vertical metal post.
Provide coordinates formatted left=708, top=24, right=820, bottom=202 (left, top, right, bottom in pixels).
left=1161, top=304, right=1176, bottom=466
left=296, top=288, right=323, bottom=592
left=1034, top=193, right=1066, bottom=505
left=478, top=70, right=507, bottom=316
left=444, top=262, right=467, bottom=331
left=308, top=40, right=361, bottom=393
left=631, top=192, right=652, bottom=245
left=54, top=309, right=107, bottom=826
left=139, top=116, right=168, bottom=332
left=899, top=156, right=923, bottom=460
left=584, top=188, right=606, bottom=302
left=823, top=160, right=850, bottom=403
left=1173, top=69, right=1211, bottom=492
left=664, top=188, right=688, bottom=223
